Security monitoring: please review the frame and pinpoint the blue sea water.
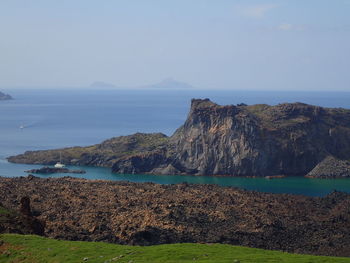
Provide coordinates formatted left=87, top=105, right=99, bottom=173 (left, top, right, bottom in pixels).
left=1, top=88, right=350, bottom=196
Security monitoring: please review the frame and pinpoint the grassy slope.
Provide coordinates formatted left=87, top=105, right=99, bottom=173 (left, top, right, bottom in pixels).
left=1, top=234, right=350, bottom=263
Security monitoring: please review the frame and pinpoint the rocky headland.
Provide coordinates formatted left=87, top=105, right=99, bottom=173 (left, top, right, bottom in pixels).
left=0, top=91, right=12, bottom=100
left=8, top=99, right=350, bottom=177
left=0, top=176, right=349, bottom=256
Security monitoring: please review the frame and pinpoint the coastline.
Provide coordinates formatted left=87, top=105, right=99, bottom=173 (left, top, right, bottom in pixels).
left=7, top=100, right=350, bottom=179
left=3, top=159, right=350, bottom=197
left=14, top=162, right=350, bottom=179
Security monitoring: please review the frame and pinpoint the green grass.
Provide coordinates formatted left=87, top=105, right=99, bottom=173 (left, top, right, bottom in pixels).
left=0, top=206, right=11, bottom=215
left=1, top=234, right=350, bottom=263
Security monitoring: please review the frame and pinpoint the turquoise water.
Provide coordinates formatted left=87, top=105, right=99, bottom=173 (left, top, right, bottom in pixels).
left=1, top=159, right=350, bottom=197
left=1, top=88, right=350, bottom=197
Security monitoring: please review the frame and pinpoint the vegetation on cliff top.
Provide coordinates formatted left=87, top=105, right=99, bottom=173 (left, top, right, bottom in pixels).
left=1, top=234, right=350, bottom=263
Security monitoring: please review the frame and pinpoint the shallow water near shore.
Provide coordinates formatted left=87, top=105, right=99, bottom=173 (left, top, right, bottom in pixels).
left=1, top=88, right=350, bottom=197
left=1, top=159, right=350, bottom=197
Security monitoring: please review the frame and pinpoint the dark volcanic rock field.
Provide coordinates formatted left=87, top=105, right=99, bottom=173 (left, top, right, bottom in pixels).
left=0, top=176, right=350, bottom=257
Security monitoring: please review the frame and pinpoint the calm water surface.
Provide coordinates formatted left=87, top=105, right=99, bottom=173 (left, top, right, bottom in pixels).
left=1, top=88, right=350, bottom=196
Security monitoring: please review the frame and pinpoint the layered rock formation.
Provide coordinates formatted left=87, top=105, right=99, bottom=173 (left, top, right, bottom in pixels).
left=8, top=99, right=350, bottom=177
left=162, top=99, right=350, bottom=176
left=0, top=176, right=349, bottom=256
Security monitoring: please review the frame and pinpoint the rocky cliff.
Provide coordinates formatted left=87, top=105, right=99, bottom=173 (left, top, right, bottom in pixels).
left=159, top=99, right=350, bottom=176
left=8, top=99, right=350, bottom=177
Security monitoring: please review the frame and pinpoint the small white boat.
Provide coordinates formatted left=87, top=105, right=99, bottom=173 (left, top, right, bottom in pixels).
left=19, top=124, right=24, bottom=129
left=54, top=162, right=65, bottom=168
left=54, top=152, right=65, bottom=168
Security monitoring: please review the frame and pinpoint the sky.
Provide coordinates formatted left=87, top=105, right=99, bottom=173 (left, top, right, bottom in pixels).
left=0, top=0, right=350, bottom=90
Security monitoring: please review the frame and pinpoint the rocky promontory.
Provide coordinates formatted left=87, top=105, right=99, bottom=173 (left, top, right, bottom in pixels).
left=8, top=99, right=350, bottom=177
left=0, top=91, right=12, bottom=100
left=0, top=176, right=349, bottom=256
left=8, top=132, right=169, bottom=167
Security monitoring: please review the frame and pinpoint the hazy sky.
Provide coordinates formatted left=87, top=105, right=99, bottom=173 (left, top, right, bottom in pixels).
left=1, top=0, right=350, bottom=90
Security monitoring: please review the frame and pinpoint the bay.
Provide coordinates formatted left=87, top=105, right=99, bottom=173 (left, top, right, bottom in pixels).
left=1, top=88, right=350, bottom=196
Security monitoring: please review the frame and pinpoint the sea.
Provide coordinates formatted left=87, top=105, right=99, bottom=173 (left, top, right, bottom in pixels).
left=1, top=88, right=350, bottom=197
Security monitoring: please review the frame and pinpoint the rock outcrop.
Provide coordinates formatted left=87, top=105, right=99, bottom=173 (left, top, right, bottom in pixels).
left=0, top=176, right=349, bottom=256
left=306, top=156, right=350, bottom=178
left=25, top=167, right=86, bottom=174
left=0, top=91, right=12, bottom=100
left=0, top=197, right=45, bottom=236
left=8, top=99, right=350, bottom=177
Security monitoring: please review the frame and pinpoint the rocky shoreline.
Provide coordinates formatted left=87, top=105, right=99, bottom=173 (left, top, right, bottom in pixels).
left=0, top=176, right=349, bottom=257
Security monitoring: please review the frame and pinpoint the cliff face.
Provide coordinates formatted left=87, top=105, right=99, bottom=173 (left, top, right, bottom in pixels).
left=159, top=99, right=350, bottom=176
left=114, top=99, right=350, bottom=176
left=168, top=99, right=266, bottom=175
left=8, top=99, right=350, bottom=177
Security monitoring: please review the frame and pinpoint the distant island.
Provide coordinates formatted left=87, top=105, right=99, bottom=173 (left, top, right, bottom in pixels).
left=8, top=99, right=350, bottom=178
left=0, top=91, right=13, bottom=100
